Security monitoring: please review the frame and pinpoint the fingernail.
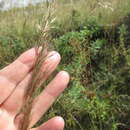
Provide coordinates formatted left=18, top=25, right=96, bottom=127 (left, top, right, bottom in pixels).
left=49, top=52, right=61, bottom=61
left=38, top=46, right=43, bottom=54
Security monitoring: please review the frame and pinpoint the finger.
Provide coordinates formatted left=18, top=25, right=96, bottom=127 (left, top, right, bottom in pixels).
left=30, top=71, right=69, bottom=127
left=3, top=51, right=61, bottom=114
left=0, top=48, right=37, bottom=85
left=0, top=48, right=38, bottom=104
left=31, top=116, right=64, bottom=130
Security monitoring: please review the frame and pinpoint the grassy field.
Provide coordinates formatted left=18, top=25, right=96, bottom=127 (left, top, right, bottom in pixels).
left=0, top=0, right=130, bottom=130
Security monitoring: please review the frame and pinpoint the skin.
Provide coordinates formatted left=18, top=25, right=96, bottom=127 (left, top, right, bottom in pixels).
left=0, top=48, right=70, bottom=130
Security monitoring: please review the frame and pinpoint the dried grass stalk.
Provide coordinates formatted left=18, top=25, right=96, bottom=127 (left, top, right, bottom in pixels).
left=18, top=1, right=57, bottom=130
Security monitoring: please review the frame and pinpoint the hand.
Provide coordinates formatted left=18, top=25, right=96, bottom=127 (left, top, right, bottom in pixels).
left=0, top=48, right=69, bottom=130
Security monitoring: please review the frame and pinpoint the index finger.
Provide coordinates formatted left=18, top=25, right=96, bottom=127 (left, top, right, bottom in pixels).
left=0, top=48, right=38, bottom=104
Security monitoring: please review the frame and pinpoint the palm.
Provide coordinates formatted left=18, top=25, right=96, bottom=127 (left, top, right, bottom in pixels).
left=0, top=48, right=69, bottom=130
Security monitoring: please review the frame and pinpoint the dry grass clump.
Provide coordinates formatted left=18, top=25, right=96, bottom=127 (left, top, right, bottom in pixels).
left=55, top=0, right=130, bottom=27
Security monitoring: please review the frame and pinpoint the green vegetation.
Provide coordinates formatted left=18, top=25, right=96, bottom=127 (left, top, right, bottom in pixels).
left=0, top=0, right=130, bottom=130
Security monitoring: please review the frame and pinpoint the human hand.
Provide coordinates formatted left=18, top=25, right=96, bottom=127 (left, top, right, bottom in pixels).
left=0, top=48, right=69, bottom=130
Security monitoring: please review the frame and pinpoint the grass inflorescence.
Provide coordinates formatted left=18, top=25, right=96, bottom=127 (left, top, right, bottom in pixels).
left=17, top=1, right=57, bottom=130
